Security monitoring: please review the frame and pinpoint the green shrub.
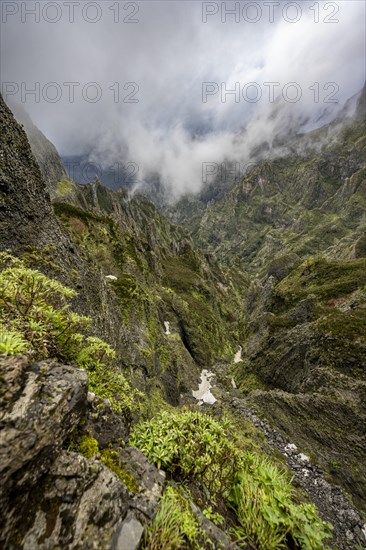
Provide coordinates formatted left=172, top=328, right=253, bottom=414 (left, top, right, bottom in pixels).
left=56, top=178, right=74, bottom=197
left=229, top=453, right=333, bottom=550
left=0, top=252, right=143, bottom=415
left=0, top=330, right=28, bottom=355
left=144, top=486, right=201, bottom=550
left=130, top=403, right=331, bottom=548
left=0, top=252, right=89, bottom=362
left=202, top=506, right=224, bottom=526
left=130, top=410, right=240, bottom=496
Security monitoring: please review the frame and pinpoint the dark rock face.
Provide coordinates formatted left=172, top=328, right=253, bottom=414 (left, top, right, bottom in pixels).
left=0, top=95, right=61, bottom=250
left=0, top=94, right=127, bottom=380
left=0, top=356, right=165, bottom=549
left=9, top=101, right=68, bottom=194
left=235, top=256, right=366, bottom=513
left=21, top=451, right=129, bottom=549
left=0, top=356, right=88, bottom=545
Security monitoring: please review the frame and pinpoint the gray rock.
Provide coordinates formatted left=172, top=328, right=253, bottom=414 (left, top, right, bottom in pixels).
left=22, top=451, right=129, bottom=549
left=0, top=357, right=88, bottom=511
left=121, top=447, right=165, bottom=520
left=113, top=512, right=144, bottom=550
left=10, top=100, right=68, bottom=195
left=0, top=356, right=163, bottom=549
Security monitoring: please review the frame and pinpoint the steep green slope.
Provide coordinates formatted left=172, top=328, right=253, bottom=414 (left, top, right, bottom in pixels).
left=237, top=255, right=366, bottom=511
left=51, top=181, right=247, bottom=405
left=171, top=119, right=365, bottom=276
left=167, top=95, right=366, bottom=513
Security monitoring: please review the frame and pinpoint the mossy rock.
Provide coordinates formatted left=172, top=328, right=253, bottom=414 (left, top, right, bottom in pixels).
left=267, top=253, right=301, bottom=281
left=354, top=234, right=366, bottom=258
left=56, top=178, right=74, bottom=198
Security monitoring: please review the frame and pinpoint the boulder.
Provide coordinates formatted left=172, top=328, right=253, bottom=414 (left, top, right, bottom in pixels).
left=0, top=356, right=164, bottom=548
left=0, top=356, right=88, bottom=544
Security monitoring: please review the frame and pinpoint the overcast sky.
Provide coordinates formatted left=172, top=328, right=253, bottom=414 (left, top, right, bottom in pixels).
left=1, top=0, right=365, bottom=197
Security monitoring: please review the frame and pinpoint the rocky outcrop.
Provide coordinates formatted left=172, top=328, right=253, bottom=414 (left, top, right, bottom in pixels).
left=9, top=101, right=68, bottom=194
left=0, top=95, right=63, bottom=251
left=233, top=255, right=366, bottom=514
left=0, top=356, right=88, bottom=511
left=0, top=355, right=165, bottom=549
left=21, top=451, right=130, bottom=550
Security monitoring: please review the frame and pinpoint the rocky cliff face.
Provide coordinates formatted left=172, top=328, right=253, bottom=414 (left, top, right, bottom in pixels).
left=0, top=96, right=131, bottom=381
left=0, top=97, right=61, bottom=251
left=10, top=101, right=68, bottom=194
left=0, top=356, right=165, bottom=549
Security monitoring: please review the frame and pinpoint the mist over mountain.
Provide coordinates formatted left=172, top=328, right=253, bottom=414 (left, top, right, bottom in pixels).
left=2, top=1, right=365, bottom=199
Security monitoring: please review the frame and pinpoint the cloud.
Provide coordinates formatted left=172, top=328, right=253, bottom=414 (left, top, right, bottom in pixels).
left=1, top=0, right=365, bottom=198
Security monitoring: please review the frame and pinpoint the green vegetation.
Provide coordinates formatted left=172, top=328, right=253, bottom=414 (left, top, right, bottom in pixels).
left=78, top=434, right=139, bottom=492
left=131, top=409, right=332, bottom=549
left=56, top=178, right=74, bottom=197
left=236, top=371, right=267, bottom=394
left=276, top=257, right=366, bottom=304
left=0, top=252, right=89, bottom=361
left=53, top=201, right=110, bottom=225
left=78, top=432, right=99, bottom=459
left=144, top=486, right=202, bottom=550
left=99, top=447, right=139, bottom=492
left=0, top=330, right=28, bottom=355
left=130, top=409, right=240, bottom=496
left=230, top=453, right=332, bottom=550
left=202, top=506, right=224, bottom=526
left=316, top=309, right=366, bottom=342
left=0, top=252, right=143, bottom=416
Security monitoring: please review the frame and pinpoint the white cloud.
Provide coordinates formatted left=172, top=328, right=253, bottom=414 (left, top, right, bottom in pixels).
left=1, top=1, right=365, bottom=198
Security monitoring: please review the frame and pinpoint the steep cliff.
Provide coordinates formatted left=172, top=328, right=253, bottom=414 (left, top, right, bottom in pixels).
left=0, top=94, right=246, bottom=548
left=10, top=101, right=68, bottom=194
